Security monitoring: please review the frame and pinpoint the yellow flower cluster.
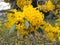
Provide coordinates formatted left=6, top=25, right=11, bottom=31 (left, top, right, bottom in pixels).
left=38, top=5, right=48, bottom=12
left=4, top=9, right=24, bottom=29
left=55, top=17, right=60, bottom=28
left=38, top=0, right=55, bottom=12
left=17, top=0, right=32, bottom=9
left=39, top=21, right=60, bottom=42
left=3, top=0, right=60, bottom=42
left=45, top=32, right=56, bottom=42
left=23, top=5, right=44, bottom=27
left=5, top=5, right=44, bottom=35
left=45, top=0, right=55, bottom=11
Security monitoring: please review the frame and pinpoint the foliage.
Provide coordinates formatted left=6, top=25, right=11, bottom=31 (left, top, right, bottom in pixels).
left=0, top=0, right=60, bottom=44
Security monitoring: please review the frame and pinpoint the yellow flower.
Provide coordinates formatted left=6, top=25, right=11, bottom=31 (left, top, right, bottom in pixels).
left=5, top=6, right=44, bottom=36
left=38, top=5, right=48, bottom=12
left=45, top=0, right=55, bottom=11
left=45, top=33, right=56, bottom=42
left=16, top=0, right=32, bottom=9
left=23, top=5, right=44, bottom=26
left=55, top=17, right=60, bottom=27
left=58, top=37, right=60, bottom=41
left=38, top=0, right=55, bottom=12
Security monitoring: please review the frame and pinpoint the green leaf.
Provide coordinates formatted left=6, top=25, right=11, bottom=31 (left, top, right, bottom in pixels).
left=24, top=19, right=30, bottom=29
left=6, top=10, right=15, bottom=14
left=45, top=19, right=56, bottom=26
left=37, top=28, right=44, bottom=35
left=9, top=24, right=16, bottom=34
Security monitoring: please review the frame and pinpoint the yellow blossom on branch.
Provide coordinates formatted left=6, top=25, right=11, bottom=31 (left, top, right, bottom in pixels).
left=16, top=0, right=32, bottom=9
